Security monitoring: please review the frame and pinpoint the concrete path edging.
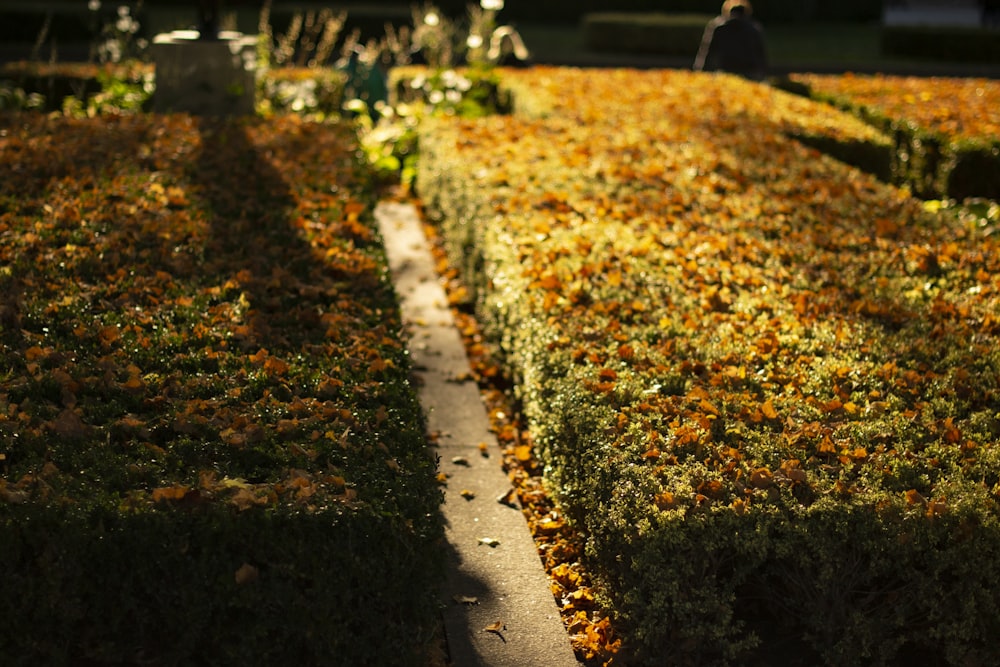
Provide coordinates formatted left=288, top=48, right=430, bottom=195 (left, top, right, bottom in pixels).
left=375, top=201, right=579, bottom=667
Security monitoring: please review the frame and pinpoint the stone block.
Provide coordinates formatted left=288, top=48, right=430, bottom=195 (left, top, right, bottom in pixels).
left=151, top=30, right=258, bottom=115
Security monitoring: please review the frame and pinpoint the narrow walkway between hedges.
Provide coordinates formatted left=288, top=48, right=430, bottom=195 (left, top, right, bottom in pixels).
left=375, top=201, right=580, bottom=667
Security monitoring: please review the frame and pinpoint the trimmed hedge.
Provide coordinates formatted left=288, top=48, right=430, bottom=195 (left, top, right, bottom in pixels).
left=946, top=140, right=1000, bottom=201
left=743, top=81, right=893, bottom=182
left=787, top=73, right=1000, bottom=200
left=0, top=504, right=440, bottom=666
left=0, top=61, right=110, bottom=110
left=0, top=113, right=444, bottom=665
left=417, top=67, right=1000, bottom=665
left=0, top=61, right=348, bottom=115
left=582, top=13, right=710, bottom=57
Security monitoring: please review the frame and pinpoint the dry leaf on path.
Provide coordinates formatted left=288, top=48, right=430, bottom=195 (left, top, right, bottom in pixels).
left=484, top=621, right=507, bottom=642
left=496, top=488, right=518, bottom=508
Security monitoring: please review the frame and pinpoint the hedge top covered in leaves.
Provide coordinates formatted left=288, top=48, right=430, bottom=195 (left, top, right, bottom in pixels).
left=0, top=113, right=424, bottom=516
left=790, top=72, right=1000, bottom=145
left=418, top=66, right=1000, bottom=665
left=429, top=68, right=1000, bottom=512
left=786, top=72, right=1000, bottom=200
left=0, top=112, right=443, bottom=664
left=509, top=65, right=890, bottom=148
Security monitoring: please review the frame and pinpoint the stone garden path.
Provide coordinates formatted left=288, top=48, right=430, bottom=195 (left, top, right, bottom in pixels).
left=375, top=201, right=580, bottom=667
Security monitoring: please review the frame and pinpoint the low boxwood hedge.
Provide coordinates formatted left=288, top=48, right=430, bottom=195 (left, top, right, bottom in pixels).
left=0, top=61, right=348, bottom=115
left=0, top=113, right=444, bottom=665
left=417, top=67, right=1000, bottom=665
left=787, top=73, right=1000, bottom=200
left=946, top=139, right=1000, bottom=201
left=0, top=503, right=440, bottom=665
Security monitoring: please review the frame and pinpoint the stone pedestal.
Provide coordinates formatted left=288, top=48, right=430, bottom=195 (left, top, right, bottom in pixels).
left=151, top=30, right=259, bottom=115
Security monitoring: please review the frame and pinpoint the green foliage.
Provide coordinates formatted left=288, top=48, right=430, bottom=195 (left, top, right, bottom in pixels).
left=0, top=81, right=45, bottom=111
left=417, top=68, right=1000, bottom=665
left=346, top=2, right=525, bottom=190
left=790, top=132, right=894, bottom=182
left=0, top=504, right=443, bottom=666
left=257, top=2, right=348, bottom=70
left=90, top=2, right=147, bottom=65
left=786, top=74, right=1000, bottom=200
left=258, top=68, right=347, bottom=117
left=62, top=67, right=154, bottom=117
left=0, top=62, right=102, bottom=112
left=398, top=65, right=512, bottom=118
left=946, top=140, right=1000, bottom=200
left=0, top=61, right=352, bottom=118
left=0, top=113, right=444, bottom=664
left=349, top=98, right=421, bottom=191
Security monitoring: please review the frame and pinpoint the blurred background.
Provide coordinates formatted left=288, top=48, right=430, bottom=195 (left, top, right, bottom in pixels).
left=0, top=0, right=998, bottom=75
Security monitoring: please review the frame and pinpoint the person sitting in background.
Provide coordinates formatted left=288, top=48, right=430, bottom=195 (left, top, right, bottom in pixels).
left=694, top=0, right=768, bottom=81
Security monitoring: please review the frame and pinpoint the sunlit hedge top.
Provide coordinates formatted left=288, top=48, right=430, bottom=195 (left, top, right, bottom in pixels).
left=791, top=72, right=1000, bottom=144
left=508, top=66, right=891, bottom=148
left=416, top=64, right=1000, bottom=666
left=0, top=113, right=432, bottom=521
left=424, top=66, right=1000, bottom=517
